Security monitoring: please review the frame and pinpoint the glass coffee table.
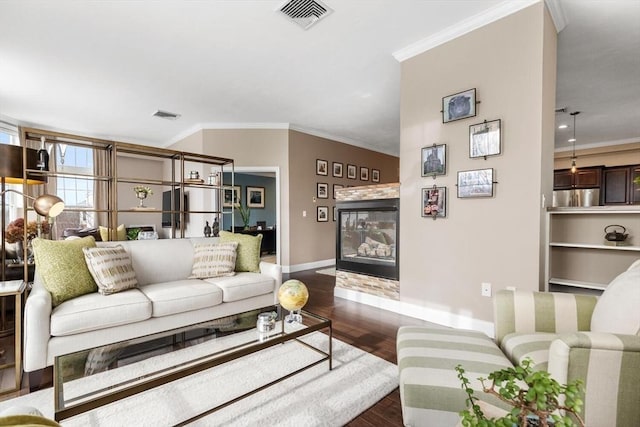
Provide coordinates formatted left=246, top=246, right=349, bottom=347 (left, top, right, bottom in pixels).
left=53, top=306, right=332, bottom=423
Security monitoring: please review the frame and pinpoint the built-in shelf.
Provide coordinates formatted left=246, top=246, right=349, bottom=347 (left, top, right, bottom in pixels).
left=548, top=277, right=607, bottom=291
left=549, top=242, right=640, bottom=251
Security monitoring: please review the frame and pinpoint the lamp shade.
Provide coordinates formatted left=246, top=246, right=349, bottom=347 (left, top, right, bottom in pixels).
left=33, top=194, right=65, bottom=217
left=0, top=144, right=46, bottom=184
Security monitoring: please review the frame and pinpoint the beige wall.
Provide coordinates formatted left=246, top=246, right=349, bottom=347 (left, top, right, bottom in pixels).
left=399, top=3, right=556, bottom=328
left=288, top=130, right=399, bottom=268
left=554, top=141, right=640, bottom=169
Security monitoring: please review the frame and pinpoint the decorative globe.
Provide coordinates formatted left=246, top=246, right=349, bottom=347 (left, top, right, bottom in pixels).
left=277, top=280, right=309, bottom=323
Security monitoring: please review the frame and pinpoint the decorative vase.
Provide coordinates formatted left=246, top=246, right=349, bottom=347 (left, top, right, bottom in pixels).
left=15, top=240, right=24, bottom=263
left=136, top=191, right=147, bottom=208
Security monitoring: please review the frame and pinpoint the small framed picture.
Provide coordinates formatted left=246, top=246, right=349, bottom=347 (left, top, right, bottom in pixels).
left=347, top=164, right=357, bottom=179
left=223, top=186, right=241, bottom=208
left=333, top=206, right=337, bottom=221
left=442, top=88, right=477, bottom=123
left=333, top=183, right=344, bottom=199
left=422, top=187, right=447, bottom=218
left=457, top=168, right=494, bottom=198
left=317, top=206, right=329, bottom=222
left=470, top=119, right=501, bottom=158
left=316, top=159, right=328, bottom=176
left=360, top=167, right=369, bottom=181
left=317, top=182, right=329, bottom=199
left=332, top=162, right=343, bottom=178
left=371, top=169, right=380, bottom=182
left=246, top=186, right=265, bottom=208
left=422, top=144, right=446, bottom=177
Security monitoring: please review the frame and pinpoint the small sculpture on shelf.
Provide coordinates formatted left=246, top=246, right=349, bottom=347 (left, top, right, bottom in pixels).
left=204, top=221, right=212, bottom=237
left=133, top=185, right=153, bottom=208
left=211, top=217, right=220, bottom=237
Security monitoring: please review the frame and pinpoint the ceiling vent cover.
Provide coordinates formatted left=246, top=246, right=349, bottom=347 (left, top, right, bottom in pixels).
left=279, top=0, right=332, bottom=30
left=152, top=110, right=181, bottom=120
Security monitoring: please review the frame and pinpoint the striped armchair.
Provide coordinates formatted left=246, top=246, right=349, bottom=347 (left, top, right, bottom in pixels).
left=398, top=260, right=640, bottom=427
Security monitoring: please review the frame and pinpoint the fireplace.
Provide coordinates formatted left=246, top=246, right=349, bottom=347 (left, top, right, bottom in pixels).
left=336, top=198, right=399, bottom=280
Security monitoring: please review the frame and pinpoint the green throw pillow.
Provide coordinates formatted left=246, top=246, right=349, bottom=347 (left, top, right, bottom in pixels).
left=219, top=230, right=262, bottom=272
left=32, top=236, right=98, bottom=306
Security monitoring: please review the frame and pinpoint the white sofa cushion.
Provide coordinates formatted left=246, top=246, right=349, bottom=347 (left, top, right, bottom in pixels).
left=204, top=272, right=275, bottom=302
left=83, top=245, right=138, bottom=295
left=189, top=242, right=238, bottom=279
left=51, top=289, right=152, bottom=336
left=590, top=259, right=640, bottom=335
left=139, top=279, right=223, bottom=317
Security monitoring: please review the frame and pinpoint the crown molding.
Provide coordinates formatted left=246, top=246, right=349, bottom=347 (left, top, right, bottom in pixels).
left=392, top=0, right=541, bottom=62
left=165, top=122, right=291, bottom=147
left=554, top=137, right=640, bottom=153
left=288, top=124, right=398, bottom=157
left=544, top=0, right=567, bottom=33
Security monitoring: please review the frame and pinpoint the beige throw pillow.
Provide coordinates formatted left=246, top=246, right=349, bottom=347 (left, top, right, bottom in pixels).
left=189, top=242, right=238, bottom=279
left=83, top=245, right=138, bottom=295
left=32, top=236, right=98, bottom=307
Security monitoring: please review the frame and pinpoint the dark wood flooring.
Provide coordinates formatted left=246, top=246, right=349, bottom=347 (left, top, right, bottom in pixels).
left=289, top=269, right=436, bottom=427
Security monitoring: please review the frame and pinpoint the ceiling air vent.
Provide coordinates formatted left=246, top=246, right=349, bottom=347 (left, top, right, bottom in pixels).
left=152, top=110, right=181, bottom=120
left=279, top=0, right=332, bottom=30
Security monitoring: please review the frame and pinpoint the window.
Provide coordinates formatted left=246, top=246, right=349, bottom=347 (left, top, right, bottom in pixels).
left=55, top=145, right=96, bottom=228
left=0, top=123, right=22, bottom=222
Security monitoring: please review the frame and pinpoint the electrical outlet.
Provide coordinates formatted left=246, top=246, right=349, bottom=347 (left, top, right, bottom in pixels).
left=481, top=282, right=492, bottom=297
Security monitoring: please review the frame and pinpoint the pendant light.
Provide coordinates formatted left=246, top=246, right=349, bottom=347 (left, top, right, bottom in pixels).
left=569, top=111, right=580, bottom=173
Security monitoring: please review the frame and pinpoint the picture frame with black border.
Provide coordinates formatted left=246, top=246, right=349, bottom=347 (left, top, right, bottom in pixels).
left=469, top=119, right=501, bottom=158
left=316, top=159, right=328, bottom=176
left=317, top=206, right=329, bottom=222
left=442, top=88, right=477, bottom=123
left=347, top=164, right=357, bottom=179
left=333, top=206, right=337, bottom=221
left=333, top=183, right=344, bottom=199
left=371, top=169, right=380, bottom=182
left=422, top=144, right=446, bottom=177
left=223, top=185, right=241, bottom=208
left=360, top=166, right=369, bottom=181
left=246, top=186, right=265, bottom=208
left=457, top=168, right=494, bottom=198
left=332, top=161, right=343, bottom=178
left=421, top=187, right=447, bottom=218
left=317, top=182, right=329, bottom=199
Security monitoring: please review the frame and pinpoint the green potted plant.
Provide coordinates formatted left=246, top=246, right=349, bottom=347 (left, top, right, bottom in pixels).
left=455, top=359, right=584, bottom=427
left=235, top=199, right=251, bottom=230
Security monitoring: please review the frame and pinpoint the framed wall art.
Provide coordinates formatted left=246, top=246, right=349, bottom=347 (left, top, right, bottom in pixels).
left=457, top=168, right=494, bottom=198
left=246, top=186, right=265, bottom=208
left=372, top=169, right=380, bottom=182
left=317, top=182, right=329, bottom=199
left=469, top=119, right=501, bottom=158
left=442, top=88, right=476, bottom=123
left=422, top=144, right=446, bottom=177
left=333, top=183, right=344, bottom=199
left=332, top=162, right=343, bottom=178
left=422, top=186, right=446, bottom=218
left=316, top=159, right=328, bottom=176
left=333, top=206, right=337, bottom=221
left=317, top=206, right=329, bottom=222
left=360, top=166, right=369, bottom=181
left=223, top=185, right=241, bottom=207
left=347, top=164, right=357, bottom=179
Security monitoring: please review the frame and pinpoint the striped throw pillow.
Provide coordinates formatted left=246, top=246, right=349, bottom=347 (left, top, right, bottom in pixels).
left=83, top=245, right=138, bottom=295
left=189, top=242, right=238, bottom=279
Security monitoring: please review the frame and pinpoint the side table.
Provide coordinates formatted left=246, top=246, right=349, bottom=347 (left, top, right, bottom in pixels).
left=0, top=280, right=26, bottom=394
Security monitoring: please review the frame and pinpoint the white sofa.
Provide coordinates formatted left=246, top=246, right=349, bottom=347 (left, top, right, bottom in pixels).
left=24, top=237, right=282, bottom=383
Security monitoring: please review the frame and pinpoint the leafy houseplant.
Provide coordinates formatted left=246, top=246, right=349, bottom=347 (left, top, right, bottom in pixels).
left=235, top=200, right=251, bottom=230
left=456, top=359, right=584, bottom=427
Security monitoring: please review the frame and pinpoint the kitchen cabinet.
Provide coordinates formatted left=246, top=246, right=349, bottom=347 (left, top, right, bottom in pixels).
left=553, top=166, right=602, bottom=190
left=602, top=165, right=640, bottom=205
left=546, top=206, right=640, bottom=295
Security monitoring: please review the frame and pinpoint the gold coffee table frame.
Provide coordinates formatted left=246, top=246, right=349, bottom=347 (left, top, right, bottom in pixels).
left=53, top=306, right=332, bottom=423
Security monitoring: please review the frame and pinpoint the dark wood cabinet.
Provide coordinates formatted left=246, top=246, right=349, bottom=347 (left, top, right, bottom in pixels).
left=553, top=167, right=602, bottom=190
left=603, top=165, right=640, bottom=205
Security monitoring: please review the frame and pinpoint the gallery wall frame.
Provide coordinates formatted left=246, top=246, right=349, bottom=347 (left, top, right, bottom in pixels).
left=317, top=182, right=329, bottom=199
left=360, top=166, right=369, bottom=181
left=421, top=186, right=447, bottom=219
left=457, top=168, right=495, bottom=198
left=469, top=119, right=501, bottom=158
left=316, top=159, right=328, bottom=176
left=347, top=164, right=357, bottom=179
left=333, top=183, right=344, bottom=199
left=246, top=186, right=265, bottom=208
left=372, top=169, right=380, bottom=182
left=317, top=206, right=329, bottom=222
left=223, top=185, right=241, bottom=207
left=442, top=88, right=477, bottom=123
left=422, top=144, right=447, bottom=177
left=332, top=162, right=343, bottom=178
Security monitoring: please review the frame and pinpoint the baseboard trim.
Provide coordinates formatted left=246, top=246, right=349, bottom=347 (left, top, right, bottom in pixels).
left=284, top=259, right=335, bottom=274
left=334, top=287, right=495, bottom=338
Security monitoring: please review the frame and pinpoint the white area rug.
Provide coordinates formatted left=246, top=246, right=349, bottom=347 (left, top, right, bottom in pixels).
left=315, top=267, right=336, bottom=276
left=0, top=333, right=397, bottom=426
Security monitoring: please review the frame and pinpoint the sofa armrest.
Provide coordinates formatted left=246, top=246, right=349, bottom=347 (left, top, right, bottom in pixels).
left=23, top=280, right=52, bottom=373
left=548, top=332, right=640, bottom=425
left=493, top=290, right=597, bottom=345
left=259, top=261, right=282, bottom=304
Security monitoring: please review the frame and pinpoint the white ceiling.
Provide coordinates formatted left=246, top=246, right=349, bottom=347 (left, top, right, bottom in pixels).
left=1, top=1, right=638, bottom=156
